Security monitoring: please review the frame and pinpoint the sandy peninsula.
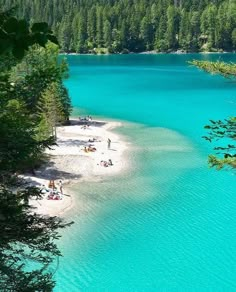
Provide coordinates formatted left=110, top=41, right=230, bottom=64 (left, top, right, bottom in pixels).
left=24, top=118, right=128, bottom=216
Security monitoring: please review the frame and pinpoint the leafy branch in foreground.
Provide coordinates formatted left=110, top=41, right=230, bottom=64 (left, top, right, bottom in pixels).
left=0, top=185, right=73, bottom=291
left=0, top=10, right=72, bottom=291
left=0, top=9, right=58, bottom=59
left=191, top=60, right=236, bottom=170
left=203, top=118, right=236, bottom=169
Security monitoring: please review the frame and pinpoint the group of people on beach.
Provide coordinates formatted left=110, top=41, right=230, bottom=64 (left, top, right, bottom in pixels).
left=40, top=179, right=64, bottom=200
left=100, top=159, right=113, bottom=167
left=79, top=115, right=92, bottom=122
left=88, top=137, right=101, bottom=143
left=79, top=115, right=115, bottom=169
left=81, top=124, right=90, bottom=130
left=79, top=115, right=93, bottom=130
left=85, top=134, right=114, bottom=168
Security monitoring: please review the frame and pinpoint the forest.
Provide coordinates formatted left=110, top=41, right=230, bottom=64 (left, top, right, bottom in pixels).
left=2, top=0, right=236, bottom=53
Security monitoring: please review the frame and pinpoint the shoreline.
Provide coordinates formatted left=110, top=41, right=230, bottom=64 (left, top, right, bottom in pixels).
left=25, top=117, right=129, bottom=217
left=61, top=51, right=235, bottom=56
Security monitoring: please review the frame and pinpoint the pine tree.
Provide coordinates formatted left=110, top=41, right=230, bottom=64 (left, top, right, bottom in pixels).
left=2, top=0, right=236, bottom=53
left=166, top=6, right=178, bottom=50
left=104, top=19, right=112, bottom=50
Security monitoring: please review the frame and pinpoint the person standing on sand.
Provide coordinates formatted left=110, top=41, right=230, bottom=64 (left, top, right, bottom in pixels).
left=48, top=180, right=55, bottom=189
left=107, top=138, right=111, bottom=149
left=59, top=180, right=63, bottom=194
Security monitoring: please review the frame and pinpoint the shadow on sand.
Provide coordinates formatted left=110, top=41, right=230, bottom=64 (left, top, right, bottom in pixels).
left=34, top=160, right=82, bottom=180
left=69, top=119, right=107, bottom=128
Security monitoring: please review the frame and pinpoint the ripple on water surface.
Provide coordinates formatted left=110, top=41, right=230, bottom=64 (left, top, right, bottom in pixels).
left=52, top=121, right=236, bottom=291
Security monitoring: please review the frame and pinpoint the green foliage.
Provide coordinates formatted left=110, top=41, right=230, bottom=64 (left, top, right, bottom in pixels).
left=232, top=28, right=236, bottom=49
left=192, top=60, right=236, bottom=170
left=0, top=186, right=73, bottom=291
left=0, top=9, right=57, bottom=59
left=2, top=0, right=236, bottom=53
left=10, top=43, right=71, bottom=117
left=0, top=10, right=73, bottom=291
left=37, top=82, right=70, bottom=139
left=0, top=99, right=56, bottom=174
left=190, top=60, right=236, bottom=78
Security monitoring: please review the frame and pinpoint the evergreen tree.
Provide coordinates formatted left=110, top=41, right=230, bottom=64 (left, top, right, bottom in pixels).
left=232, top=28, right=236, bottom=49
left=2, top=0, right=236, bottom=53
left=166, top=6, right=178, bottom=50
left=104, top=19, right=112, bottom=50
left=0, top=11, right=72, bottom=290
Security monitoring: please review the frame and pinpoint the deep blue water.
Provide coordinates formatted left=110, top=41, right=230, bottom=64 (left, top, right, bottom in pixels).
left=55, top=54, right=236, bottom=291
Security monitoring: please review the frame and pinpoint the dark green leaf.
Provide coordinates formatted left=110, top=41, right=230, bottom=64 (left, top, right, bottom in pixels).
left=31, top=22, right=49, bottom=33
left=12, top=45, right=25, bottom=59
left=0, top=38, right=12, bottom=54
left=34, top=33, right=47, bottom=47
left=3, top=17, right=18, bottom=33
left=47, top=34, right=58, bottom=45
left=17, top=20, right=29, bottom=34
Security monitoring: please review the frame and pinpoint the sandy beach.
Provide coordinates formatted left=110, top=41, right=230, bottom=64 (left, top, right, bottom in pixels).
left=24, top=118, right=128, bottom=216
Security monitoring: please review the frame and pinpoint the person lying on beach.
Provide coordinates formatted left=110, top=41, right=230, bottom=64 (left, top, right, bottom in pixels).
left=88, top=137, right=101, bottom=143
left=47, top=191, right=62, bottom=200
left=79, top=115, right=92, bottom=122
left=100, top=160, right=109, bottom=167
left=88, top=145, right=96, bottom=152
left=84, top=146, right=96, bottom=152
left=79, top=116, right=88, bottom=121
left=99, top=159, right=113, bottom=167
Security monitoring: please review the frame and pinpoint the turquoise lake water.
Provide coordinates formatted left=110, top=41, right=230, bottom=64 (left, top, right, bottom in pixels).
left=55, top=54, right=236, bottom=291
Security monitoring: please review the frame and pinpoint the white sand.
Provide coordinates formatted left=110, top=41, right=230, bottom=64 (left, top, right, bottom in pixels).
left=25, top=118, right=128, bottom=216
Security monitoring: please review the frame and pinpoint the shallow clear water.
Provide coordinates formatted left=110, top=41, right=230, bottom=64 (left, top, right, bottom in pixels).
left=54, top=54, right=236, bottom=291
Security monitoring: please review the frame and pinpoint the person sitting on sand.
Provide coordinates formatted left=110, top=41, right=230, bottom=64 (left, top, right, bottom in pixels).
left=47, top=190, right=54, bottom=200
left=47, top=189, right=63, bottom=200
left=88, top=137, right=101, bottom=143
left=88, top=145, right=96, bottom=152
left=39, top=184, right=48, bottom=194
left=79, top=116, right=88, bottom=121
left=100, top=160, right=108, bottom=167
left=108, top=159, right=113, bottom=166
left=82, top=124, right=90, bottom=130
left=104, top=161, right=108, bottom=167
left=54, top=193, right=62, bottom=200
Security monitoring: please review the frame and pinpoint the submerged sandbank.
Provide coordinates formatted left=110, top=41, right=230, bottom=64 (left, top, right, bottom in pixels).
left=25, top=118, right=129, bottom=216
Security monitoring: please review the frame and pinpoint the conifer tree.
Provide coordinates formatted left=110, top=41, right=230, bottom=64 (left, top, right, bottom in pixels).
left=2, top=0, right=236, bottom=53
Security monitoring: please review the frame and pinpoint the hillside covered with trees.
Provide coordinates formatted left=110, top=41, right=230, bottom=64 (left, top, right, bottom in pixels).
left=2, top=0, right=236, bottom=53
